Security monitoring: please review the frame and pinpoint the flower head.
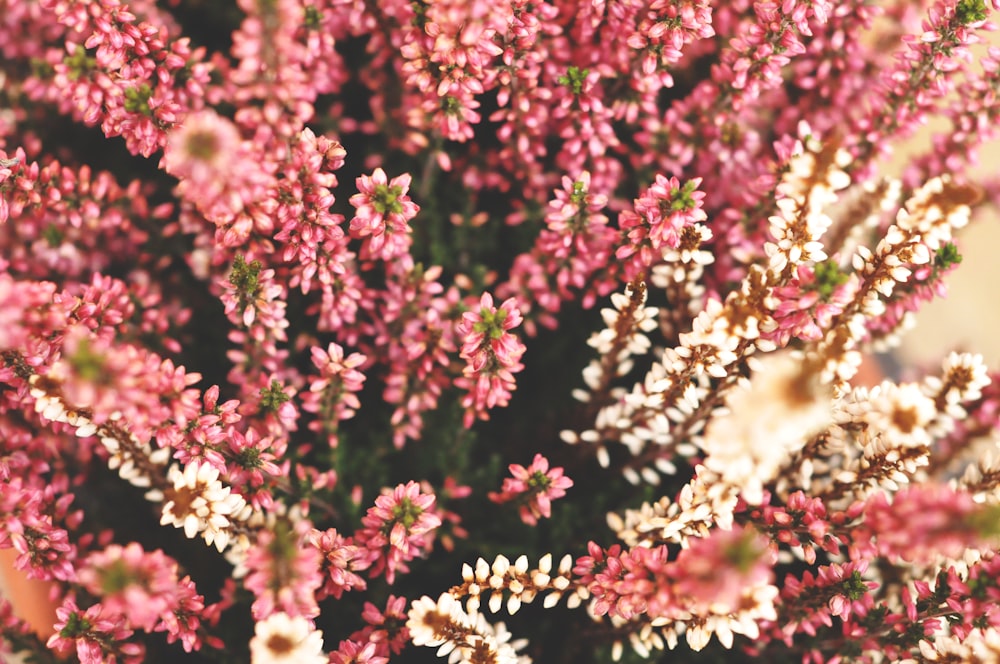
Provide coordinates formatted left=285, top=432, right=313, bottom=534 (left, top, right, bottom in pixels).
left=78, top=544, right=181, bottom=632
left=489, top=454, right=573, bottom=525
left=152, top=461, right=248, bottom=552
left=348, top=168, right=419, bottom=260
left=357, top=482, right=441, bottom=584
left=250, top=612, right=326, bottom=664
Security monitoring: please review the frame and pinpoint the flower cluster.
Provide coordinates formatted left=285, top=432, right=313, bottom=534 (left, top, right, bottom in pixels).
left=4, top=0, right=1000, bottom=662
left=488, top=454, right=573, bottom=525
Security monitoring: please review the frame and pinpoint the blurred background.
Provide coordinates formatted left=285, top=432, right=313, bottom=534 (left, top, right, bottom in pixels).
left=891, top=105, right=1000, bottom=371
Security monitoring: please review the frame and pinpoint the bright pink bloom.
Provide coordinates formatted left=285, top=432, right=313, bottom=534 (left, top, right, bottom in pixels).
left=349, top=595, right=410, bottom=658
left=330, top=639, right=389, bottom=664
left=673, top=526, right=774, bottom=615
left=301, top=342, right=367, bottom=448
left=616, top=176, right=707, bottom=281
left=221, top=255, right=289, bottom=342
left=162, top=110, right=271, bottom=224
left=455, top=293, right=526, bottom=427
left=773, top=559, right=878, bottom=640
left=764, top=262, right=856, bottom=346
left=356, top=481, right=441, bottom=584
left=47, top=598, right=144, bottom=663
left=348, top=168, right=419, bottom=261
left=308, top=528, right=373, bottom=600
left=856, top=485, right=1000, bottom=563
left=243, top=517, right=323, bottom=620
left=489, top=453, right=573, bottom=525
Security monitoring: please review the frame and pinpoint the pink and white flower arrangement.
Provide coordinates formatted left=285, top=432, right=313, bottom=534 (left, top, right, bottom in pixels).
left=3, top=0, right=1000, bottom=662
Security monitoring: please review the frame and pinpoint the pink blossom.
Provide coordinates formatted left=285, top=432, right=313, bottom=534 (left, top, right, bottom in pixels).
left=307, top=528, right=372, bottom=601
left=243, top=517, right=323, bottom=620
left=47, top=598, right=144, bottom=663
left=616, top=176, right=707, bottom=281
left=330, top=639, right=389, bottom=664
left=355, top=481, right=441, bottom=584
left=764, top=262, right=856, bottom=346
left=455, top=293, right=526, bottom=427
left=489, top=454, right=574, bottom=525
left=77, top=543, right=181, bottom=632
left=348, top=168, right=419, bottom=261
left=301, top=342, right=367, bottom=448
left=673, top=526, right=774, bottom=615
left=856, top=485, right=1000, bottom=563
left=352, top=595, right=410, bottom=657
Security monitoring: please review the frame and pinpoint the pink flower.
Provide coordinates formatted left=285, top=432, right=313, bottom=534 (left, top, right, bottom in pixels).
left=47, top=598, right=144, bottom=663
left=356, top=481, right=442, bottom=584
left=243, top=517, right=323, bottom=621
left=352, top=595, right=410, bottom=657
left=488, top=454, right=573, bottom=525
left=308, top=528, right=373, bottom=600
left=764, top=262, right=855, bottom=346
left=673, top=526, right=774, bottom=615
left=301, top=342, right=367, bottom=448
left=162, top=110, right=271, bottom=224
left=221, top=255, right=289, bottom=341
left=224, top=426, right=283, bottom=510
left=856, top=485, right=1000, bottom=563
left=455, top=293, right=526, bottom=426
left=348, top=168, right=419, bottom=261
left=330, top=639, right=388, bottom=664
left=616, top=176, right=707, bottom=281
left=77, top=544, right=181, bottom=632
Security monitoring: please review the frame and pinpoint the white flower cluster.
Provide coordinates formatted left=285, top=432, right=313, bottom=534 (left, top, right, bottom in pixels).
left=608, top=470, right=741, bottom=546
left=699, top=351, right=834, bottom=505
left=250, top=612, right=326, bottom=664
left=29, top=374, right=170, bottom=488
left=830, top=177, right=901, bottom=265
left=457, top=553, right=582, bottom=615
left=811, top=177, right=975, bottom=387
left=408, top=592, right=530, bottom=664
left=926, top=351, right=991, bottom=421
left=803, top=354, right=992, bottom=504
left=853, top=224, right=932, bottom=304
left=651, top=223, right=715, bottom=336
left=576, top=282, right=659, bottom=399
left=147, top=460, right=251, bottom=552
left=765, top=136, right=851, bottom=278
left=959, top=443, right=1000, bottom=505
left=896, top=175, right=975, bottom=251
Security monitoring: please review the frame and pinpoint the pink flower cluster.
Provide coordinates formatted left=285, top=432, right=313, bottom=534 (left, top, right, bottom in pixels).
left=575, top=525, right=775, bottom=625
left=355, top=481, right=442, bottom=585
left=488, top=453, right=574, bottom=525
left=456, top=293, right=527, bottom=427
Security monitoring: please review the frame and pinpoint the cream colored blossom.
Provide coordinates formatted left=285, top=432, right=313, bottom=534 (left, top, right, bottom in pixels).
left=250, top=612, right=325, bottom=664
left=155, top=461, right=248, bottom=552
left=700, top=351, right=834, bottom=505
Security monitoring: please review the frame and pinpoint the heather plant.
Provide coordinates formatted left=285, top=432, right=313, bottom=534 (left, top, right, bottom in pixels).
left=5, top=0, right=1000, bottom=662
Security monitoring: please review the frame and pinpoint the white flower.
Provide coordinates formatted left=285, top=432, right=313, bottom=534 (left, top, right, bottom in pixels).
left=157, top=461, right=248, bottom=552
left=250, top=612, right=325, bottom=664
left=866, top=382, right=937, bottom=448
left=701, top=351, right=834, bottom=504
left=930, top=352, right=990, bottom=408
left=408, top=593, right=474, bottom=648
left=408, top=593, right=532, bottom=664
